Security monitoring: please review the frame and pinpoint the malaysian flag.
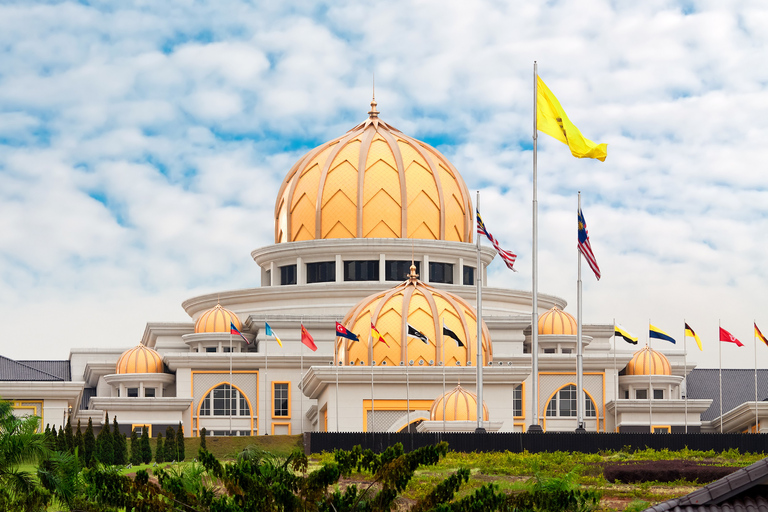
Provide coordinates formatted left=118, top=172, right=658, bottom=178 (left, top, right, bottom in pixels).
left=476, top=210, right=517, bottom=271
left=578, top=208, right=600, bottom=280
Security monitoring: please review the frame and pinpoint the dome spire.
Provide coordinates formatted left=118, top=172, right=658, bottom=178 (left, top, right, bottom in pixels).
left=368, top=73, right=379, bottom=118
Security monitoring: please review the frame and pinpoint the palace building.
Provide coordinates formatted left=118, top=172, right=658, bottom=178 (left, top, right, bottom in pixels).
left=3, top=100, right=763, bottom=436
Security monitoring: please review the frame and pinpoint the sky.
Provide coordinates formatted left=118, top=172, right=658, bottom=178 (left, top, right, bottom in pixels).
left=1, top=0, right=767, bottom=368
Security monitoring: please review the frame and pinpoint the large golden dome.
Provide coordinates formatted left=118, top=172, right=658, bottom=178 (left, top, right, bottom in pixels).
left=116, top=344, right=164, bottom=374
left=275, top=100, right=473, bottom=244
left=195, top=303, right=242, bottom=334
left=538, top=306, right=577, bottom=335
left=336, top=266, right=491, bottom=367
left=430, top=384, right=489, bottom=421
left=625, top=346, right=672, bottom=376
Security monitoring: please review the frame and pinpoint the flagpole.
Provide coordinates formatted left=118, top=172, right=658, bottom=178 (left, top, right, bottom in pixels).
left=300, top=322, right=304, bottom=434
left=530, top=60, right=542, bottom=432
left=648, top=323, right=652, bottom=431
left=683, top=321, right=688, bottom=433
left=370, top=329, right=375, bottom=432
left=442, top=319, right=446, bottom=432
left=405, top=339, right=410, bottom=432
left=755, top=320, right=758, bottom=432
left=265, top=324, right=269, bottom=436
left=613, top=319, right=617, bottom=432
left=335, top=356, right=339, bottom=433
left=576, top=192, right=584, bottom=432
left=476, top=190, right=485, bottom=432
left=229, top=330, right=233, bottom=435
left=719, top=319, right=723, bottom=433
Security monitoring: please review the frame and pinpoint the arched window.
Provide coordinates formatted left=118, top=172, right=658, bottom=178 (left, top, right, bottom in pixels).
left=199, top=384, right=250, bottom=416
left=546, top=385, right=596, bottom=417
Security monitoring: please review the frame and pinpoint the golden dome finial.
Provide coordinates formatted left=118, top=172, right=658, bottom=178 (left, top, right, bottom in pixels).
left=408, top=264, right=419, bottom=283
left=368, top=73, right=379, bottom=118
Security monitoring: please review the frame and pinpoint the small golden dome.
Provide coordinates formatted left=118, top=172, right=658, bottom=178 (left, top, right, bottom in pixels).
left=195, top=303, right=242, bottom=334
left=429, top=384, right=489, bottom=421
left=116, top=345, right=164, bottom=374
left=274, top=104, right=473, bottom=244
left=538, top=306, right=577, bottom=335
left=337, top=276, right=492, bottom=367
left=626, top=346, right=672, bottom=376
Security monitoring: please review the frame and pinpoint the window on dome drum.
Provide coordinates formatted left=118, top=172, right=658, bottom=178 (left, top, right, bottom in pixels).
left=127, top=388, right=139, bottom=398
left=223, top=347, right=232, bottom=353
left=463, top=266, right=474, bottom=285
left=545, top=385, right=596, bottom=417
left=344, top=260, right=379, bottom=281
left=635, top=389, right=648, bottom=399
left=562, top=348, right=572, bottom=354
left=429, top=262, right=453, bottom=284
left=385, top=261, right=420, bottom=281
left=280, top=265, right=297, bottom=285
left=205, top=347, right=216, bottom=353
left=273, top=382, right=290, bottom=417
left=513, top=384, right=523, bottom=417
left=144, top=388, right=155, bottom=398
left=199, top=384, right=250, bottom=417
left=306, top=261, right=335, bottom=283
left=544, top=348, right=556, bottom=354
left=653, top=389, right=664, bottom=399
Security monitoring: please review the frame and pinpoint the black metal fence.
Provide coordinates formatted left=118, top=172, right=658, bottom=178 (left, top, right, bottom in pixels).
left=305, top=432, right=768, bottom=455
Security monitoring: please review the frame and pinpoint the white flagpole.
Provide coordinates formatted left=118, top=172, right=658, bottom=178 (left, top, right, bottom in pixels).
left=370, top=329, right=375, bottom=432
left=683, top=321, right=688, bottom=433
left=719, top=319, right=723, bottom=433
left=648, top=324, right=652, bottom=431
left=265, top=325, right=269, bottom=436
left=335, top=356, right=339, bottom=433
left=755, top=320, right=758, bottom=432
left=613, top=319, right=617, bottom=432
left=442, top=319, right=447, bottom=432
left=476, top=190, right=485, bottom=432
left=530, top=60, right=541, bottom=432
left=229, top=330, right=233, bottom=435
left=300, top=322, right=304, bottom=434
left=576, top=192, right=584, bottom=432
left=405, top=337, right=410, bottom=431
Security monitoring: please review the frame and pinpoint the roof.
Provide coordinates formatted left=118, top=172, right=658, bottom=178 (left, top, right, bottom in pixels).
left=0, top=356, right=70, bottom=381
left=686, top=369, right=768, bottom=421
left=645, top=457, right=768, bottom=511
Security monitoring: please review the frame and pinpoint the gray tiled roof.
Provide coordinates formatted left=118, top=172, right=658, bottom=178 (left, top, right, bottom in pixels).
left=646, top=457, right=768, bottom=511
left=0, top=356, right=70, bottom=381
left=686, top=369, right=768, bottom=421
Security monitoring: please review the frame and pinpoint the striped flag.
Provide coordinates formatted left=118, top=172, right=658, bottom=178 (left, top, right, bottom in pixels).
left=476, top=210, right=517, bottom=271
left=578, top=208, right=600, bottom=280
left=756, top=323, right=768, bottom=348
left=230, top=322, right=250, bottom=345
left=685, top=323, right=703, bottom=351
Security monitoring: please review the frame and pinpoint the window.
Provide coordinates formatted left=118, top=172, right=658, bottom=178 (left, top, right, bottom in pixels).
left=206, top=347, right=217, bottom=353
left=429, top=262, right=453, bottom=284
left=280, top=265, right=297, bottom=285
left=144, top=388, right=156, bottom=398
left=652, top=426, right=671, bottom=433
left=562, top=348, right=572, bottom=354
left=307, top=261, right=335, bottom=283
left=223, top=347, right=232, bottom=353
left=385, top=261, right=420, bottom=281
left=653, top=389, right=664, bottom=399
left=635, top=389, right=647, bottom=399
left=544, top=348, right=556, bottom=354
left=127, top=388, right=139, bottom=398
left=132, top=425, right=151, bottom=436
left=210, top=430, right=251, bottom=436
left=344, top=260, right=379, bottom=281
left=199, top=384, right=250, bottom=417
left=546, top=385, right=596, bottom=417
left=273, top=382, right=290, bottom=417
left=513, top=384, right=523, bottom=417
left=624, top=390, right=629, bottom=399
left=463, top=266, right=474, bottom=285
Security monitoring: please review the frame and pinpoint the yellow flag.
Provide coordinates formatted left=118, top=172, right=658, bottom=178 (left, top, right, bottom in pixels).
left=537, top=76, right=607, bottom=161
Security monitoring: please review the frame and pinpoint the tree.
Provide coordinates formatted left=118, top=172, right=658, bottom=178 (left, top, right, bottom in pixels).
left=74, top=419, right=85, bottom=463
left=140, top=427, right=152, bottom=464
left=155, top=433, right=165, bottom=463
left=176, top=422, right=185, bottom=461
left=95, top=417, right=114, bottom=465
left=83, top=417, right=96, bottom=467
left=0, top=398, right=52, bottom=511
left=112, top=416, right=127, bottom=465
left=56, top=425, right=67, bottom=452
left=164, top=426, right=176, bottom=462
left=199, top=427, right=206, bottom=450
left=64, top=416, right=74, bottom=452
left=130, top=430, right=141, bottom=465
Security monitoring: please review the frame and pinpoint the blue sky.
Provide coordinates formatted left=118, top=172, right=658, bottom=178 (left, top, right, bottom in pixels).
left=1, top=0, right=767, bottom=368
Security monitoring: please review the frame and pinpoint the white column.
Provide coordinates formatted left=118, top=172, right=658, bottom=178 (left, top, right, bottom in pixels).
left=296, top=256, right=304, bottom=285
left=423, top=255, right=430, bottom=283
left=336, top=254, right=343, bottom=283
left=379, top=254, right=386, bottom=282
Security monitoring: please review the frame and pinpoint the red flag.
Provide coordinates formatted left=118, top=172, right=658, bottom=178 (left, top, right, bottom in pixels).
left=371, top=322, right=389, bottom=347
left=719, top=327, right=744, bottom=347
left=301, top=324, right=318, bottom=351
left=756, top=323, right=768, bottom=347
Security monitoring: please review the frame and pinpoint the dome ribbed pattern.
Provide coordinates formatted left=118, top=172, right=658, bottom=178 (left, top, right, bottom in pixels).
left=195, top=303, right=242, bottom=334
left=337, top=269, right=492, bottom=367
left=626, top=346, right=672, bottom=376
left=538, top=306, right=577, bottom=335
left=274, top=103, right=473, bottom=244
left=429, top=384, right=489, bottom=421
left=116, top=345, right=164, bottom=374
